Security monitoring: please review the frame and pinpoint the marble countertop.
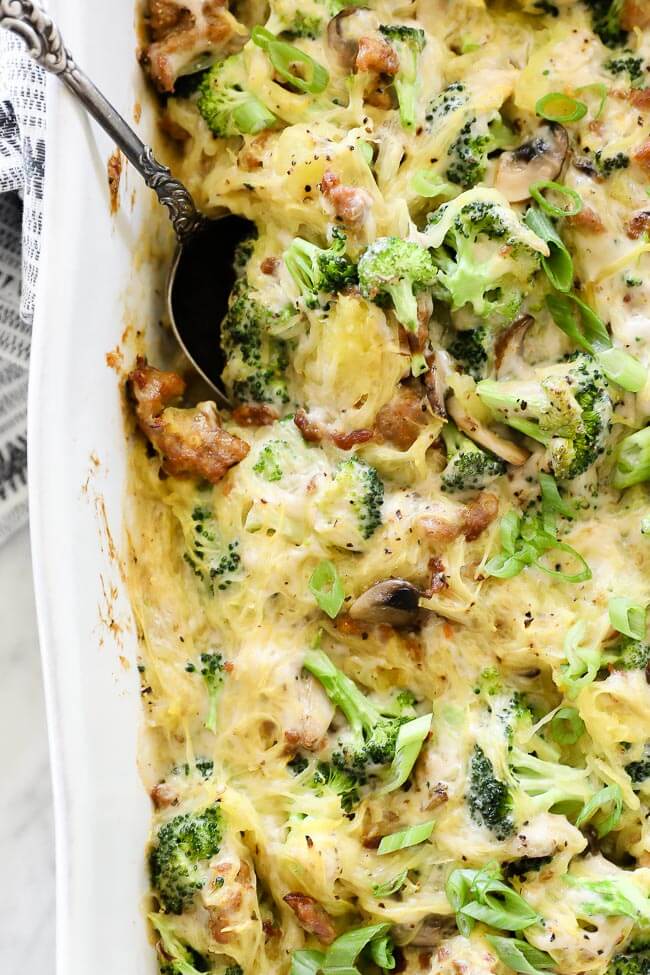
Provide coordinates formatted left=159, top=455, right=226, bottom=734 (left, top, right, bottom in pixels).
left=0, top=527, right=55, bottom=972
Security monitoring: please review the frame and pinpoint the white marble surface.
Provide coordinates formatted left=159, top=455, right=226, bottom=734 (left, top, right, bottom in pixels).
left=0, top=526, right=55, bottom=973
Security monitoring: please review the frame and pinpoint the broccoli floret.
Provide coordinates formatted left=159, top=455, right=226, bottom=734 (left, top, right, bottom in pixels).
left=303, top=649, right=405, bottom=771
left=448, top=325, right=490, bottom=380
left=606, top=636, right=650, bottom=671
left=613, top=426, right=650, bottom=489
left=586, top=0, right=628, bottom=48
left=149, top=804, right=222, bottom=914
left=220, top=277, right=291, bottom=406
left=608, top=947, right=650, bottom=975
left=224, top=967, right=244, bottom=975
left=378, top=25, right=426, bottom=129
left=445, top=116, right=496, bottom=189
left=233, top=235, right=256, bottom=279
left=509, top=747, right=595, bottom=814
left=358, top=236, right=437, bottom=332
left=171, top=757, right=214, bottom=780
left=503, top=855, right=553, bottom=880
left=181, top=505, right=241, bottom=592
left=198, top=651, right=226, bottom=734
left=149, top=913, right=208, bottom=975
left=467, top=745, right=514, bottom=840
left=605, top=53, right=646, bottom=86
left=427, top=193, right=545, bottom=322
left=280, top=12, right=323, bottom=37
left=284, top=228, right=357, bottom=308
left=288, top=753, right=310, bottom=775
left=197, top=55, right=276, bottom=137
left=312, top=760, right=362, bottom=811
left=316, top=457, right=384, bottom=546
left=625, top=744, right=650, bottom=786
left=567, top=874, right=650, bottom=923
left=425, top=81, right=468, bottom=131
left=595, top=150, right=630, bottom=178
left=253, top=439, right=291, bottom=482
left=477, top=354, right=612, bottom=479
left=440, top=422, right=506, bottom=492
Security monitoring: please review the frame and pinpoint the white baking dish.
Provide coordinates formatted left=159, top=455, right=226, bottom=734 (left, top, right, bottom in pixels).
left=28, top=1, right=159, bottom=971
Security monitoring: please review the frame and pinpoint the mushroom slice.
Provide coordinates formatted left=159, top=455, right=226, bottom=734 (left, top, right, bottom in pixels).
left=494, top=314, right=534, bottom=378
left=326, top=7, right=376, bottom=70
left=447, top=396, right=529, bottom=466
left=349, top=579, right=423, bottom=626
left=392, top=915, right=457, bottom=947
left=495, top=124, right=569, bottom=203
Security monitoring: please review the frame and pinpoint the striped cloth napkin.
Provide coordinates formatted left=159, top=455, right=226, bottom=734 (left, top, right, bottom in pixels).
left=0, top=28, right=46, bottom=544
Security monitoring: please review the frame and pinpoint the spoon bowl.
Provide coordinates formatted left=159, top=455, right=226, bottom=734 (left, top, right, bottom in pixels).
left=168, top=215, right=255, bottom=406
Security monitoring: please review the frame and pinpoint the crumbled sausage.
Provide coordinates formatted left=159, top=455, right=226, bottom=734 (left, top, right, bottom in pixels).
left=232, top=403, right=279, bottom=426
left=633, top=139, right=650, bottom=171
left=463, top=492, right=499, bottom=542
left=375, top=386, right=430, bottom=449
left=320, top=170, right=372, bottom=229
left=355, top=36, right=399, bottom=75
left=150, top=782, right=178, bottom=809
left=129, top=359, right=249, bottom=482
left=331, top=428, right=374, bottom=450
left=284, top=894, right=336, bottom=944
left=621, top=0, right=650, bottom=30
left=626, top=210, right=650, bottom=239
left=566, top=205, right=605, bottom=234
left=630, top=88, right=650, bottom=111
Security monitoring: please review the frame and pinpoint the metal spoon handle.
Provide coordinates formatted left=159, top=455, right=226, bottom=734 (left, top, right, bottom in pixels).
left=0, top=0, right=205, bottom=242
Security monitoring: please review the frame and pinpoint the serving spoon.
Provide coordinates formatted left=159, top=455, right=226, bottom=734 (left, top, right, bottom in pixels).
left=0, top=0, right=248, bottom=405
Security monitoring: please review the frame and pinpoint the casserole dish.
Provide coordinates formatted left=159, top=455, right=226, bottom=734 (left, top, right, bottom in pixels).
left=29, top=1, right=159, bottom=970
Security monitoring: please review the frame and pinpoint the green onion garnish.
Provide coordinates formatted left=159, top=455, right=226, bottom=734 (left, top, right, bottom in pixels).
left=378, top=820, right=435, bottom=854
left=308, top=560, right=345, bottom=618
left=609, top=596, right=647, bottom=640
left=486, top=936, right=555, bottom=975
left=536, top=92, right=588, bottom=123
left=529, top=180, right=583, bottom=218
left=251, top=26, right=329, bottom=94
left=446, top=862, right=540, bottom=936
left=539, top=472, right=574, bottom=522
left=378, top=712, right=432, bottom=795
left=411, top=169, right=457, bottom=200
left=290, top=950, right=325, bottom=975
left=369, top=934, right=396, bottom=971
left=323, top=923, right=390, bottom=971
left=549, top=706, right=585, bottom=745
left=576, top=82, right=608, bottom=120
left=372, top=870, right=408, bottom=897
left=576, top=784, right=623, bottom=837
left=546, top=293, right=647, bottom=392
left=525, top=207, right=573, bottom=292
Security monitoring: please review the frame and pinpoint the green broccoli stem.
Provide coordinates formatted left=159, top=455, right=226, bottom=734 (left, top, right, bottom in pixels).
left=395, top=75, right=417, bottom=130
left=441, top=422, right=467, bottom=457
left=614, top=426, right=650, bottom=490
left=303, top=649, right=382, bottom=745
left=285, top=238, right=319, bottom=294
left=205, top=690, right=219, bottom=735
left=387, top=279, right=419, bottom=332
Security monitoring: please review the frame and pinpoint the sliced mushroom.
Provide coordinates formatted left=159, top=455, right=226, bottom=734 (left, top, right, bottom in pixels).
left=349, top=579, right=423, bottom=626
left=326, top=7, right=376, bottom=70
left=494, top=314, right=534, bottom=378
left=447, top=396, right=529, bottom=466
left=495, top=124, right=569, bottom=203
left=424, top=350, right=451, bottom=418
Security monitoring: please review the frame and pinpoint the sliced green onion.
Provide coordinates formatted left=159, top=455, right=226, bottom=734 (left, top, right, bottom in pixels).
left=291, top=949, right=326, bottom=975
left=309, top=560, right=345, bottom=618
left=536, top=92, right=588, bottom=123
left=529, top=180, right=583, bottom=218
left=323, top=923, right=390, bottom=972
left=372, top=870, right=408, bottom=897
left=546, top=293, right=647, bottom=392
left=576, top=784, right=623, bottom=837
left=576, top=82, right=608, bottom=120
left=486, top=936, right=555, bottom=975
left=533, top=540, right=592, bottom=584
left=378, top=820, right=435, bottom=855
left=251, top=26, right=329, bottom=94
left=540, top=472, right=574, bottom=521
left=411, top=169, right=457, bottom=199
left=370, top=934, right=396, bottom=971
left=609, top=596, right=647, bottom=640
left=378, top=713, right=432, bottom=795
left=550, top=706, right=585, bottom=745
left=461, top=891, right=541, bottom=932
left=564, top=875, right=649, bottom=920
left=525, top=207, right=573, bottom=292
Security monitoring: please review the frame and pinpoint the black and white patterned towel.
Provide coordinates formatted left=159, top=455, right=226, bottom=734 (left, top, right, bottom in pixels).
left=0, top=29, right=46, bottom=544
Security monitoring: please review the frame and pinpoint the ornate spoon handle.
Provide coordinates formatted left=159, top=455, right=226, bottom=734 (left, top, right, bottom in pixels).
left=0, top=0, right=205, bottom=242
